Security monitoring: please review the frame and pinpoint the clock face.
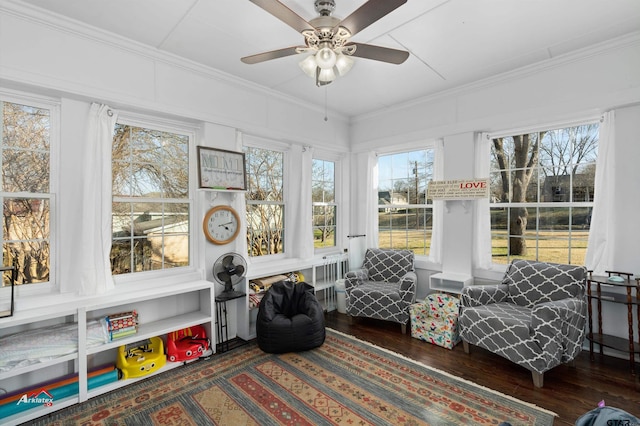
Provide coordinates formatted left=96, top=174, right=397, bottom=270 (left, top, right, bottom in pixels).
left=203, top=206, right=240, bottom=245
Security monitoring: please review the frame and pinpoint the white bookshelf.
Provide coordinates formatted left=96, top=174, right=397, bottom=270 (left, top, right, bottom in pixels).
left=0, top=278, right=215, bottom=426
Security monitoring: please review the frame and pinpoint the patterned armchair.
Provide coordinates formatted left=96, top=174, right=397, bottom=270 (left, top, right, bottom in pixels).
left=345, top=249, right=417, bottom=334
left=458, top=259, right=587, bottom=388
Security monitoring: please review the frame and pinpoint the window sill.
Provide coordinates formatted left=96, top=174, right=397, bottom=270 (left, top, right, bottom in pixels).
left=8, top=270, right=206, bottom=318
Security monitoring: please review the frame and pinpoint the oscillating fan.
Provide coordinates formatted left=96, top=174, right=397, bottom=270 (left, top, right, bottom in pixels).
left=213, top=253, right=248, bottom=299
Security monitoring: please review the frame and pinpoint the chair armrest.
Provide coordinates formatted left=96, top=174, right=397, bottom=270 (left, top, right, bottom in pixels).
left=531, top=297, right=587, bottom=362
left=532, top=298, right=587, bottom=333
left=409, top=302, right=428, bottom=316
left=399, top=271, right=417, bottom=303
left=345, top=268, right=367, bottom=292
left=460, top=284, right=508, bottom=307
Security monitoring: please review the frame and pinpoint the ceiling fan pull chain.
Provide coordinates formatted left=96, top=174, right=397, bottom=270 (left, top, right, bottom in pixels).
left=324, top=87, right=328, bottom=122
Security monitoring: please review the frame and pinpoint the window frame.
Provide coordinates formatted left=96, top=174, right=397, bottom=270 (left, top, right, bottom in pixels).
left=376, top=144, right=436, bottom=258
left=312, top=154, right=341, bottom=254
left=487, top=119, right=599, bottom=267
left=0, top=90, right=58, bottom=296
left=111, top=112, right=196, bottom=284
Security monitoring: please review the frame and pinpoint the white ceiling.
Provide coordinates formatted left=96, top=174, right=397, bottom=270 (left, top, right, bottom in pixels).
left=17, top=0, right=640, bottom=118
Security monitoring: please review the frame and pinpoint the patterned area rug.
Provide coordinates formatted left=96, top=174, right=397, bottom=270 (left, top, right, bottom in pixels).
left=31, top=329, right=556, bottom=425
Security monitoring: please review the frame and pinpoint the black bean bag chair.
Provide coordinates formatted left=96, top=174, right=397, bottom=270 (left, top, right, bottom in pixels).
left=256, top=280, right=326, bottom=353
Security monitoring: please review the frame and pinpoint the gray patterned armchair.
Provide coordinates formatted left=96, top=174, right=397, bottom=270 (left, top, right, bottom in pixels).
left=345, top=249, right=417, bottom=334
left=459, top=259, right=587, bottom=387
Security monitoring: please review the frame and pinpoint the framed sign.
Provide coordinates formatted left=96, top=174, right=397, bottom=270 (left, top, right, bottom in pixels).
left=197, top=146, right=247, bottom=190
left=427, top=179, right=489, bottom=200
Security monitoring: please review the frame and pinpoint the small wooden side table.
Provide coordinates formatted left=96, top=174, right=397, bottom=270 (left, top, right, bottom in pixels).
left=586, top=270, right=639, bottom=375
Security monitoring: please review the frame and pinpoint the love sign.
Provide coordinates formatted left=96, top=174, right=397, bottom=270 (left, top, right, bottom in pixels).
left=427, top=179, right=490, bottom=200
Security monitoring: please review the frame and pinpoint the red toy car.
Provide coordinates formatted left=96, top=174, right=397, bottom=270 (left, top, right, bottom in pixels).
left=166, top=325, right=211, bottom=362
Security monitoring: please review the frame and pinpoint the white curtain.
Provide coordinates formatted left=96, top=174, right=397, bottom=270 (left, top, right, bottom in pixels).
left=585, top=111, right=615, bottom=275
left=289, top=144, right=314, bottom=260
left=78, top=103, right=118, bottom=295
left=428, top=139, right=444, bottom=264
left=473, top=132, right=492, bottom=270
left=357, top=151, right=378, bottom=249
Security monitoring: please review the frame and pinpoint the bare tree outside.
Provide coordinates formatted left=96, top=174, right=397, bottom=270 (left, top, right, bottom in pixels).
left=111, top=124, right=190, bottom=275
left=490, top=123, right=598, bottom=263
left=1, top=101, right=51, bottom=286
left=245, top=147, right=284, bottom=257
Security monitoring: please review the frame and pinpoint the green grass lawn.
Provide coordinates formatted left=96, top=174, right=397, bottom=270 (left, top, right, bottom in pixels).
left=377, top=229, right=588, bottom=265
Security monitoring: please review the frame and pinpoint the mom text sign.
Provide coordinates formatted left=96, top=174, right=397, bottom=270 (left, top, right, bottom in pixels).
left=427, top=179, right=489, bottom=200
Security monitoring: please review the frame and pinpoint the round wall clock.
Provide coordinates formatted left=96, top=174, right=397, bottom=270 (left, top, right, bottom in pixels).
left=203, top=205, right=241, bottom=245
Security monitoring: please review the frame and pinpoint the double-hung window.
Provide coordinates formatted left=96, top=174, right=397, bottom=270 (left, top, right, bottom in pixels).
left=377, top=149, right=435, bottom=255
left=244, top=146, right=285, bottom=257
left=1, top=97, right=53, bottom=286
left=111, top=121, right=191, bottom=275
left=312, top=158, right=336, bottom=250
left=489, top=123, right=599, bottom=265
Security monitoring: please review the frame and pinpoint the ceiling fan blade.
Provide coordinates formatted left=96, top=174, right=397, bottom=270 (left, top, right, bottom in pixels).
left=348, top=43, right=409, bottom=64
left=241, top=46, right=305, bottom=64
left=335, top=0, right=407, bottom=37
left=249, top=0, right=315, bottom=33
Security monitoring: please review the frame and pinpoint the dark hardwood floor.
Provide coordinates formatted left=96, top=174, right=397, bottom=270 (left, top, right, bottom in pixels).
left=324, top=311, right=640, bottom=426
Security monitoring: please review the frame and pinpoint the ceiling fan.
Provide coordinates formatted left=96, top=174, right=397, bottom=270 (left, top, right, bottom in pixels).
left=241, top=0, right=410, bottom=86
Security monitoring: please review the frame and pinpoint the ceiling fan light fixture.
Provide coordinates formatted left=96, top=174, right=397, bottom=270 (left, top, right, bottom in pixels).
left=299, top=55, right=318, bottom=78
left=335, top=53, right=354, bottom=76
left=317, top=67, right=336, bottom=82
left=315, top=46, right=337, bottom=69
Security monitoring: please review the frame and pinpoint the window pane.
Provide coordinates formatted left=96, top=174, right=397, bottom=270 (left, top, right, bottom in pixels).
left=247, top=203, right=284, bottom=256
left=491, top=233, right=509, bottom=264
left=245, top=147, right=283, bottom=202
left=111, top=122, right=190, bottom=276
left=112, top=124, right=189, bottom=199
left=538, top=207, right=570, bottom=231
left=573, top=207, right=592, bottom=232
left=541, top=169, right=570, bottom=202
left=111, top=239, right=132, bottom=274
left=2, top=100, right=52, bottom=286
left=2, top=102, right=50, bottom=193
left=3, top=198, right=50, bottom=284
left=245, top=147, right=285, bottom=257
left=572, top=164, right=596, bottom=202
left=312, top=159, right=337, bottom=250
left=536, top=236, right=571, bottom=264
left=378, top=149, right=434, bottom=253
left=313, top=205, right=336, bottom=249
left=490, top=207, right=508, bottom=233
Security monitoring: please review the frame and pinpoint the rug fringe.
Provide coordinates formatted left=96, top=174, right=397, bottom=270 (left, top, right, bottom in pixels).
left=326, top=328, right=558, bottom=419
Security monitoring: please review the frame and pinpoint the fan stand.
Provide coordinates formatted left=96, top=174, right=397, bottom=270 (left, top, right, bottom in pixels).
left=218, top=288, right=246, bottom=301
left=216, top=289, right=247, bottom=302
